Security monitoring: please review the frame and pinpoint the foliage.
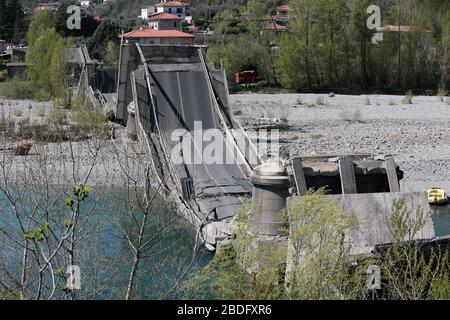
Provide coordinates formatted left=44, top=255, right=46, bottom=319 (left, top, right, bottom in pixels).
left=206, top=0, right=448, bottom=92
left=27, top=10, right=57, bottom=48
left=26, top=12, right=69, bottom=103
left=373, top=200, right=450, bottom=300
left=183, top=203, right=286, bottom=300
left=103, top=41, right=119, bottom=67
left=402, top=90, right=414, bottom=104
left=0, top=0, right=27, bottom=42
left=0, top=79, right=36, bottom=99
left=87, top=20, right=121, bottom=60
left=286, top=189, right=360, bottom=299
left=184, top=190, right=450, bottom=300
left=70, top=96, right=107, bottom=136
left=208, top=35, right=274, bottom=83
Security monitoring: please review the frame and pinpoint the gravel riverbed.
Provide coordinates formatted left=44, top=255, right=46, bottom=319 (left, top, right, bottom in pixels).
left=2, top=94, right=450, bottom=192
left=230, top=93, right=450, bottom=193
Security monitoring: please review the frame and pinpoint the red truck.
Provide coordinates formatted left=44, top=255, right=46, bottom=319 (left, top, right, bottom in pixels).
left=234, top=70, right=262, bottom=86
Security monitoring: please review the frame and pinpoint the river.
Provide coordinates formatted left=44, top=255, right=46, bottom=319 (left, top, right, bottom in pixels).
left=0, top=186, right=212, bottom=300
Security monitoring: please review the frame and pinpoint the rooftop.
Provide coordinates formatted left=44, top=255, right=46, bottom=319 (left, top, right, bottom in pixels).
left=376, top=25, right=432, bottom=33
left=123, top=28, right=195, bottom=38
left=143, top=1, right=190, bottom=8
left=149, top=12, right=182, bottom=20
left=277, top=4, right=290, bottom=11
left=265, top=22, right=288, bottom=31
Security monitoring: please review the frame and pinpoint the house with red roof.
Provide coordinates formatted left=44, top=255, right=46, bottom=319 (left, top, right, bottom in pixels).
left=122, top=28, right=195, bottom=45
left=148, top=12, right=182, bottom=30
left=275, top=4, right=290, bottom=26
left=141, top=1, right=192, bottom=28
left=35, top=2, right=61, bottom=12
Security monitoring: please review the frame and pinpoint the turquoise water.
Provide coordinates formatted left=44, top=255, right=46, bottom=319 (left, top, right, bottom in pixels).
left=0, top=186, right=212, bottom=299
left=431, top=205, right=450, bottom=237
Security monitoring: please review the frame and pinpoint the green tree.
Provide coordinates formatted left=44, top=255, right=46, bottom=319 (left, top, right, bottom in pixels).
left=276, top=0, right=318, bottom=90
left=27, top=10, right=57, bottom=47
left=26, top=28, right=66, bottom=101
left=103, top=40, right=119, bottom=67
left=440, top=10, right=450, bottom=90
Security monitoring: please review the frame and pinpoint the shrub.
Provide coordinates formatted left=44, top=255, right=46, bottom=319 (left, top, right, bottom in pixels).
left=13, top=108, right=23, bottom=117
left=315, top=96, right=326, bottom=106
left=402, top=90, right=414, bottom=104
left=33, top=106, right=46, bottom=117
left=0, top=70, right=7, bottom=82
left=49, top=106, right=67, bottom=126
left=70, top=97, right=107, bottom=137
left=437, top=88, right=447, bottom=101
left=0, top=79, right=36, bottom=99
left=352, top=109, right=363, bottom=122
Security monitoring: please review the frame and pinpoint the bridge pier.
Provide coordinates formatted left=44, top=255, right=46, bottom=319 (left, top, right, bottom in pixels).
left=126, top=101, right=137, bottom=140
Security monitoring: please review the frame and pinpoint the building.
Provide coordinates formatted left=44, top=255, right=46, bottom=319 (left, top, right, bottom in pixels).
left=122, top=28, right=195, bottom=45
left=141, top=1, right=192, bottom=28
left=375, top=25, right=431, bottom=33
left=149, top=12, right=182, bottom=30
left=80, top=0, right=92, bottom=7
left=265, top=22, right=288, bottom=34
left=35, top=2, right=61, bottom=12
left=275, top=4, right=290, bottom=25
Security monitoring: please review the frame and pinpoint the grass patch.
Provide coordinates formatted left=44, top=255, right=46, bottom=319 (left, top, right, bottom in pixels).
left=70, top=97, right=108, bottom=137
left=438, top=88, right=448, bottom=102
left=0, top=79, right=36, bottom=100
left=340, top=109, right=363, bottom=123
left=13, top=108, right=23, bottom=117
left=0, top=70, right=7, bottom=82
left=33, top=106, right=45, bottom=117
left=402, top=90, right=414, bottom=104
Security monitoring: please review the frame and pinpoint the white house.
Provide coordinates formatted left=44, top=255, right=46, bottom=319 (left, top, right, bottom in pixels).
left=141, top=1, right=192, bottom=27
left=123, top=28, right=196, bottom=45
left=80, top=0, right=91, bottom=7
left=149, top=13, right=182, bottom=30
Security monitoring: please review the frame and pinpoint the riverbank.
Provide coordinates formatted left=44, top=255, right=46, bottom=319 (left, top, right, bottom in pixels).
left=0, top=98, right=146, bottom=186
left=2, top=94, right=450, bottom=192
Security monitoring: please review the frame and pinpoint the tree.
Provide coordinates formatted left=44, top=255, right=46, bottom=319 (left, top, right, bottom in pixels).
left=7, top=0, right=25, bottom=41
left=352, top=0, right=372, bottom=87
left=26, top=28, right=66, bottom=101
left=87, top=20, right=120, bottom=60
left=276, top=0, right=319, bottom=90
left=103, top=40, right=119, bottom=67
left=0, top=0, right=6, bottom=39
left=440, top=10, right=450, bottom=91
left=27, top=10, right=57, bottom=48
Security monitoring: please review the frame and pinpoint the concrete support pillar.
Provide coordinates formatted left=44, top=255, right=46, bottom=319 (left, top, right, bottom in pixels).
left=250, top=162, right=290, bottom=236
left=126, top=101, right=137, bottom=140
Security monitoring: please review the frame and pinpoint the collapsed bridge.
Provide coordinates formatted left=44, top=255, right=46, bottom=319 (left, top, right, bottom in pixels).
left=116, top=44, right=261, bottom=250
left=113, top=43, right=449, bottom=256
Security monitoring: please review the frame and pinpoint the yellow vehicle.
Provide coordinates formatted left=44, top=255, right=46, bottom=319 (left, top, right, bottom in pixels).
left=427, top=188, right=448, bottom=205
